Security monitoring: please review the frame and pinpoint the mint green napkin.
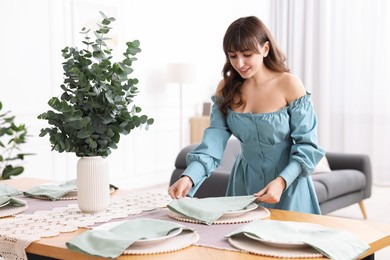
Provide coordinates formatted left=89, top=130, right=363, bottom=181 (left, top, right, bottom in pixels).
left=167, top=195, right=257, bottom=225
left=0, top=184, right=25, bottom=207
left=0, top=196, right=26, bottom=207
left=226, top=220, right=370, bottom=260
left=66, top=218, right=193, bottom=259
left=0, top=183, right=21, bottom=197
left=23, top=179, right=77, bottom=201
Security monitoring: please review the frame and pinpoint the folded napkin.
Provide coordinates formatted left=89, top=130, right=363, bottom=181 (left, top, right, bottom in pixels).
left=0, top=184, right=25, bottom=207
left=0, top=196, right=26, bottom=207
left=226, top=220, right=370, bottom=260
left=66, top=218, right=193, bottom=259
left=0, top=183, right=21, bottom=197
left=23, top=179, right=77, bottom=201
left=167, top=195, right=257, bottom=225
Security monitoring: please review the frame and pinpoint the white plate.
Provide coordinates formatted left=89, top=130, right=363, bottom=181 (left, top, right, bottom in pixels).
left=222, top=203, right=258, bottom=218
left=94, top=221, right=183, bottom=246
left=244, top=233, right=309, bottom=249
left=0, top=201, right=10, bottom=208
left=134, top=228, right=182, bottom=246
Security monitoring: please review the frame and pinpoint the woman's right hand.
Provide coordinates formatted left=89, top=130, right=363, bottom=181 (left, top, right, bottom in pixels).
left=168, top=176, right=193, bottom=199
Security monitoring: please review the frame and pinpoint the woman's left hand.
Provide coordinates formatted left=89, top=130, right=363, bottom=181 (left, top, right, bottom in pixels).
left=254, top=177, right=286, bottom=204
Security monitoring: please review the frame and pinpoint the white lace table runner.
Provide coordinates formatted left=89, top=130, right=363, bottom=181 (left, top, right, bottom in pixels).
left=0, top=191, right=172, bottom=260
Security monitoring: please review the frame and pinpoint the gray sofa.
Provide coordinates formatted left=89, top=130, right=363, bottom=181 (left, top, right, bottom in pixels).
left=170, top=138, right=372, bottom=217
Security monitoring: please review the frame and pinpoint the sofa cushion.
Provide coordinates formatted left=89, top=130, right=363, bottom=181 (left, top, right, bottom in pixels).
left=312, top=170, right=366, bottom=200
left=313, top=181, right=328, bottom=203
left=313, top=156, right=331, bottom=174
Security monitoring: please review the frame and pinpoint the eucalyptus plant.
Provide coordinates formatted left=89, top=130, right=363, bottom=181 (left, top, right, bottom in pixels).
left=0, top=102, right=33, bottom=180
left=38, top=12, right=153, bottom=158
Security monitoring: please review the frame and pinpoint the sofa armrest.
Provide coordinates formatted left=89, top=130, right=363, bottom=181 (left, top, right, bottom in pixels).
left=169, top=165, right=230, bottom=198
left=326, top=152, right=372, bottom=199
left=174, top=143, right=199, bottom=169
left=170, top=139, right=240, bottom=198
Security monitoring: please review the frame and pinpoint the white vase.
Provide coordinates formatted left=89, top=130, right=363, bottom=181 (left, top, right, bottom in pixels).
left=77, top=156, right=110, bottom=212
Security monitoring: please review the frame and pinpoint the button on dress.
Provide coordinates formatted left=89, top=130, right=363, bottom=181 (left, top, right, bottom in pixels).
left=182, top=93, right=325, bottom=214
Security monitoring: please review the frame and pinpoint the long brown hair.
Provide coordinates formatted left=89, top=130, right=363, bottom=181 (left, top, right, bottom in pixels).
left=220, top=16, right=290, bottom=116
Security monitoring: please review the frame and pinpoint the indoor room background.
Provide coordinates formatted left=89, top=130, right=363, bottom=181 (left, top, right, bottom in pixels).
left=1, top=0, right=389, bottom=190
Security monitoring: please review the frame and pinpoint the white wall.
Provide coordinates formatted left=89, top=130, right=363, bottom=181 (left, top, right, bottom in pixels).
left=0, top=0, right=270, bottom=189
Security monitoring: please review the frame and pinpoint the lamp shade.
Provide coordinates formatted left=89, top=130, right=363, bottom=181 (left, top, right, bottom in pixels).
left=166, top=63, right=197, bottom=84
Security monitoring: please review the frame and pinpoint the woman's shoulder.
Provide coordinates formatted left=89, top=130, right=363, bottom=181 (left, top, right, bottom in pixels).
left=277, top=73, right=306, bottom=104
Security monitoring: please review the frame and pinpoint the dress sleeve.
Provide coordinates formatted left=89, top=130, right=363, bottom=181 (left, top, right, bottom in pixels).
left=181, top=96, right=232, bottom=197
left=279, top=93, right=325, bottom=189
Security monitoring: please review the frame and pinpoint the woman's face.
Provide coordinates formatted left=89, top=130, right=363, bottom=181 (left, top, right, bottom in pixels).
left=227, top=43, right=268, bottom=79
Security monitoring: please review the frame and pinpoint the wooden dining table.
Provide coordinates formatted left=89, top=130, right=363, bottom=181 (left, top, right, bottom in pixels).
left=2, top=177, right=390, bottom=260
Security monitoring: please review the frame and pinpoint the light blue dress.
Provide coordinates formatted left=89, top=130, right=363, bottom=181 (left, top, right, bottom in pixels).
left=182, top=93, right=325, bottom=214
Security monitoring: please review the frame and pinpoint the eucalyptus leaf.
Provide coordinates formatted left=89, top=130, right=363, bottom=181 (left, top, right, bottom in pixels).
left=0, top=103, right=33, bottom=180
left=102, top=19, right=111, bottom=25
left=2, top=165, right=24, bottom=179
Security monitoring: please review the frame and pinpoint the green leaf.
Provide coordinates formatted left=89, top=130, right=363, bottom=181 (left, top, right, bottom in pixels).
left=123, top=58, right=132, bottom=66
left=87, top=139, right=97, bottom=149
left=140, top=115, right=148, bottom=124
left=97, top=139, right=108, bottom=147
left=109, top=141, right=118, bottom=149
left=2, top=165, right=24, bottom=179
left=112, top=131, right=120, bottom=143
left=67, top=117, right=89, bottom=130
left=96, top=39, right=107, bottom=46
left=132, top=116, right=140, bottom=127
left=77, top=129, right=88, bottom=139
left=102, top=19, right=111, bottom=25
left=77, top=125, right=93, bottom=139
left=99, top=11, right=107, bottom=19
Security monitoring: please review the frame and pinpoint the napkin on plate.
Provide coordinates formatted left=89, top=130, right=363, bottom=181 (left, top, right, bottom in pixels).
left=167, top=195, right=257, bottom=225
left=66, top=218, right=193, bottom=259
left=0, top=183, right=21, bottom=197
left=0, top=184, right=25, bottom=207
left=23, top=179, right=77, bottom=201
left=226, top=220, right=370, bottom=260
left=0, top=196, right=26, bottom=207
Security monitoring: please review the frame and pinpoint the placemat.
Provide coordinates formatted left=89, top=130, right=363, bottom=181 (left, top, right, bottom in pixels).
left=167, top=206, right=270, bottom=224
left=228, top=233, right=323, bottom=258
left=123, top=230, right=199, bottom=255
left=0, top=205, right=28, bottom=218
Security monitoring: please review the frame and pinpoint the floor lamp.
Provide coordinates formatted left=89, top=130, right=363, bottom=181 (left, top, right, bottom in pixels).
left=166, top=63, right=197, bottom=148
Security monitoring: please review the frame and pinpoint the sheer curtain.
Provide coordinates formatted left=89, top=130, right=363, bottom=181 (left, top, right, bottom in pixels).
left=269, top=0, right=390, bottom=185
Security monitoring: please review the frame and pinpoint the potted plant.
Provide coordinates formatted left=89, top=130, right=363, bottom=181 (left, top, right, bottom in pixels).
left=0, top=101, right=33, bottom=180
left=38, top=12, right=153, bottom=212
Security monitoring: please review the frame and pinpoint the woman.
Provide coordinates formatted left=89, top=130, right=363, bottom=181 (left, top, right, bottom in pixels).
left=168, top=16, right=325, bottom=214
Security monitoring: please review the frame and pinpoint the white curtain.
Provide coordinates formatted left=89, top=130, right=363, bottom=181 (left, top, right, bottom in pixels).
left=269, top=0, right=390, bottom=185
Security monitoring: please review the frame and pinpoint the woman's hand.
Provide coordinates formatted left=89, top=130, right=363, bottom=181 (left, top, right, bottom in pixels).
left=254, top=177, right=286, bottom=204
left=168, top=176, right=193, bottom=199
